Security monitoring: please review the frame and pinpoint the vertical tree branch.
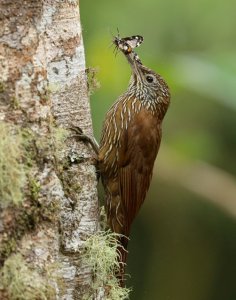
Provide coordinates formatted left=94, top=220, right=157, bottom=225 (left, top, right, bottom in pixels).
left=0, top=0, right=99, bottom=298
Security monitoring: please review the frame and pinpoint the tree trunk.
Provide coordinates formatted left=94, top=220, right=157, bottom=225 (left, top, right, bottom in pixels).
left=0, top=0, right=99, bottom=299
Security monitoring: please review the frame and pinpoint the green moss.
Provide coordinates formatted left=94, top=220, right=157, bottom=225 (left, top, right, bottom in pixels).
left=0, top=123, right=64, bottom=263
left=0, top=195, right=59, bottom=265
left=0, top=238, right=18, bottom=264
left=28, top=178, right=41, bottom=201
left=20, top=128, right=37, bottom=166
left=0, top=82, right=5, bottom=93
left=81, top=231, right=131, bottom=299
left=22, top=125, right=69, bottom=168
left=52, top=127, right=68, bottom=146
left=0, top=254, right=55, bottom=300
left=0, top=124, right=59, bottom=262
left=0, top=122, right=26, bottom=205
left=51, top=127, right=69, bottom=161
left=21, top=126, right=53, bottom=168
left=86, top=67, right=100, bottom=95
left=50, top=127, right=82, bottom=198
left=39, top=91, right=50, bottom=105
left=11, top=96, right=20, bottom=109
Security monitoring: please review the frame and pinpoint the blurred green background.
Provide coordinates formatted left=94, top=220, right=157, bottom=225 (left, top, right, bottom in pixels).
left=80, top=0, right=236, bottom=299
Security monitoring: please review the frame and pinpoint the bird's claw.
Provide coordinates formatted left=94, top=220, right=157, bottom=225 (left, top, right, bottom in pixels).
left=69, top=125, right=99, bottom=155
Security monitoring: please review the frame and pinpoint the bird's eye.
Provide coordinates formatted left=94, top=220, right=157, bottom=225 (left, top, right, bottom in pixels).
left=146, top=75, right=154, bottom=83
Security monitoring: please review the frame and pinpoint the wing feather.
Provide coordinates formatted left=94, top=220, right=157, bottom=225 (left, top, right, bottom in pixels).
left=99, top=101, right=162, bottom=238
left=118, top=109, right=161, bottom=236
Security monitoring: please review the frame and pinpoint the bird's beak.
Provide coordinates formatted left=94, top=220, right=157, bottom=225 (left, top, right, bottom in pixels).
left=125, top=52, right=143, bottom=81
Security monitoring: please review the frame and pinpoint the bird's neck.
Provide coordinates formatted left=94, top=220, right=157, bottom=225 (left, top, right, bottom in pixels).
left=126, top=77, right=170, bottom=120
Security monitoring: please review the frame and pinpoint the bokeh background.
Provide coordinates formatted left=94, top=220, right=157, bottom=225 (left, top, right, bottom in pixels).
left=80, top=0, right=236, bottom=299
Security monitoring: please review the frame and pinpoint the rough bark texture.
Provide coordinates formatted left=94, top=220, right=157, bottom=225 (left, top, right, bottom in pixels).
left=0, top=0, right=99, bottom=299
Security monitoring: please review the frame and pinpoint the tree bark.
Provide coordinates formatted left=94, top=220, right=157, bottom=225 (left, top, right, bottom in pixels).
left=0, top=0, right=99, bottom=299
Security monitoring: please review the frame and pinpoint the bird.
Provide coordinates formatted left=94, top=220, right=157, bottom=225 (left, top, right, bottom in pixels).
left=98, top=36, right=170, bottom=285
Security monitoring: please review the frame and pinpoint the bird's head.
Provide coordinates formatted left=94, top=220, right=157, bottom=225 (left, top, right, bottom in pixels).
left=125, top=52, right=170, bottom=113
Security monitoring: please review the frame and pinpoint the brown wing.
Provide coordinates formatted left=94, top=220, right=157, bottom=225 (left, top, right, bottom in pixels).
left=99, top=98, right=162, bottom=237
left=118, top=108, right=161, bottom=236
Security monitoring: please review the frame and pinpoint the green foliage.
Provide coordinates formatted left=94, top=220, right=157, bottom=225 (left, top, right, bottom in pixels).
left=0, top=254, right=55, bottom=300
left=0, top=122, right=26, bottom=205
left=81, top=231, right=131, bottom=299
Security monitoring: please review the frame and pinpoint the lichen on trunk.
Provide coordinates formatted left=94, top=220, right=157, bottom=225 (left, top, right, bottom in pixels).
left=0, top=0, right=99, bottom=298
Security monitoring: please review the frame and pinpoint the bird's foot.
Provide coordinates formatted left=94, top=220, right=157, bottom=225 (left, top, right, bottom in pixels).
left=69, top=125, right=99, bottom=155
left=68, top=126, right=100, bottom=180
